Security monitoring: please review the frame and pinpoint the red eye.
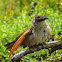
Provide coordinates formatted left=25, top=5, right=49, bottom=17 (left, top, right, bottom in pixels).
left=40, top=19, right=42, bottom=20
left=40, top=19, right=44, bottom=21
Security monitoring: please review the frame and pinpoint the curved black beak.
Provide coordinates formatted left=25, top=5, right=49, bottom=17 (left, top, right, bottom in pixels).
left=44, top=17, right=48, bottom=20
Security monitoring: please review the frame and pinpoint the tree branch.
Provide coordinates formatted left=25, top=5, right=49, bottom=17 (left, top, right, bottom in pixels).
left=11, top=41, right=62, bottom=62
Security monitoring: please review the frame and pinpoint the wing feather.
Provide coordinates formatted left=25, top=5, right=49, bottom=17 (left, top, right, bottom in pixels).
left=4, top=29, right=27, bottom=49
left=9, top=29, right=32, bottom=58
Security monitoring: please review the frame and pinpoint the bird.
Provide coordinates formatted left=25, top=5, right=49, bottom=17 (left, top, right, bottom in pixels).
left=5, top=14, right=51, bottom=58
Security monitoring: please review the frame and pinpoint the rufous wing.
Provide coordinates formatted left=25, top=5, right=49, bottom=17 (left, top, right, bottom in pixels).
left=9, top=28, right=32, bottom=58
left=4, top=31, right=25, bottom=50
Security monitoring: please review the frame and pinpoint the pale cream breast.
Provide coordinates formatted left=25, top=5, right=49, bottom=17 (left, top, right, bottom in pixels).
left=22, top=21, right=51, bottom=47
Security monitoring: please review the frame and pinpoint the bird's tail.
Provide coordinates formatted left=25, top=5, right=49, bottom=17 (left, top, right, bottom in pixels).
left=9, top=29, right=31, bottom=58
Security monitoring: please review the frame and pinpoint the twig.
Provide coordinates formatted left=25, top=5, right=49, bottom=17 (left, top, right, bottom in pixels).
left=28, top=1, right=37, bottom=16
left=4, top=38, right=9, bottom=43
left=11, top=41, right=62, bottom=61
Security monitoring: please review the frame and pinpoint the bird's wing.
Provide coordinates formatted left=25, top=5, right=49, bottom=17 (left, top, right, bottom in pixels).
left=4, top=30, right=26, bottom=49
left=9, top=27, right=33, bottom=58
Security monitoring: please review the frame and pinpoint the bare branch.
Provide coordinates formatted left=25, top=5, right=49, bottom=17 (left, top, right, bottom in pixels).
left=4, top=38, right=10, bottom=43
left=11, top=41, right=62, bottom=61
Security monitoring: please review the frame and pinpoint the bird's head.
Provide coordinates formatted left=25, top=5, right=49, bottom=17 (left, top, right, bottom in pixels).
left=32, top=14, right=48, bottom=27
left=32, top=14, right=48, bottom=23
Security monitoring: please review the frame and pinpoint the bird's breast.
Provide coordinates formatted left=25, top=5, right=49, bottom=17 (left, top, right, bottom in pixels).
left=22, top=23, right=51, bottom=47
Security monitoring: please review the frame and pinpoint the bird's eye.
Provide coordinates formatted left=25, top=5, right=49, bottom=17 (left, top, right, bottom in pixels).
left=37, top=16, right=40, bottom=18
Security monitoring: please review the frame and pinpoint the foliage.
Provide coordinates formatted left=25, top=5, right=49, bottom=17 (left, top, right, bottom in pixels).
left=0, top=0, right=62, bottom=62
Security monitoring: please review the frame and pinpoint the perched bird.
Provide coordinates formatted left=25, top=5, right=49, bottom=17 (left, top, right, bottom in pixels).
left=5, top=14, right=51, bottom=58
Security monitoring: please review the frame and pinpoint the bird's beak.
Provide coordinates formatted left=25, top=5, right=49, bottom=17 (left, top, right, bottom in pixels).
left=38, top=17, right=48, bottom=22
left=44, top=17, right=48, bottom=20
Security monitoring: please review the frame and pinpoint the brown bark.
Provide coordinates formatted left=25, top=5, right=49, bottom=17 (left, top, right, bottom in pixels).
left=11, top=41, right=62, bottom=62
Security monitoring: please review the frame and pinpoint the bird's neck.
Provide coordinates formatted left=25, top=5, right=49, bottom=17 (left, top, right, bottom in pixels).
left=32, top=21, right=47, bottom=32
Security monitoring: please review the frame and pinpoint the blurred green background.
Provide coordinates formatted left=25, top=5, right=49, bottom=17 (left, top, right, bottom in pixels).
left=0, top=0, right=62, bottom=62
